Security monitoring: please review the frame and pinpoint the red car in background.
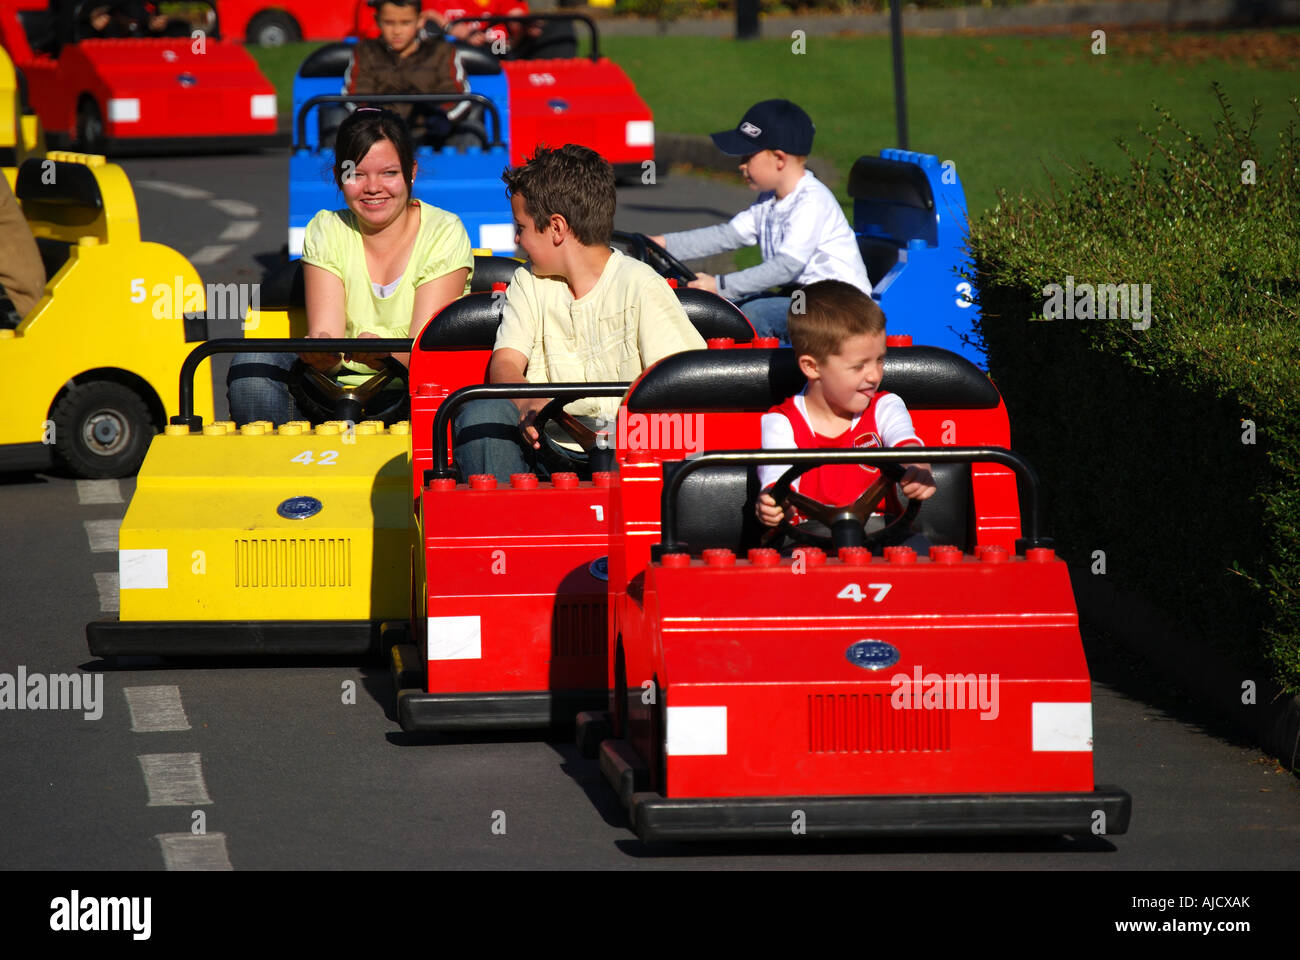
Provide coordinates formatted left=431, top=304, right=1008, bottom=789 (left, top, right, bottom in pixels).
left=1, top=0, right=277, bottom=151
left=217, top=0, right=353, bottom=45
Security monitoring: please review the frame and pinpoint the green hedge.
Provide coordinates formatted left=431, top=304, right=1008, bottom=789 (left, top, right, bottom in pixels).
left=967, top=86, right=1300, bottom=692
left=614, top=0, right=1039, bottom=18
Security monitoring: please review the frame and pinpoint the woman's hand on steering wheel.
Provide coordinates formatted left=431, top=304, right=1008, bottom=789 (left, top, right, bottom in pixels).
left=345, top=331, right=396, bottom=372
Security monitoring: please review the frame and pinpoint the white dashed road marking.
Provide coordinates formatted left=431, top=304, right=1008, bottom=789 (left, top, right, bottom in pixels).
left=138, top=753, right=214, bottom=806
left=209, top=198, right=258, bottom=218
left=125, top=686, right=192, bottom=733
left=83, top=518, right=120, bottom=553
left=155, top=833, right=233, bottom=871
left=76, top=479, right=123, bottom=505
left=218, top=220, right=259, bottom=242
left=92, top=572, right=119, bottom=613
left=136, top=180, right=213, bottom=200
left=189, top=244, right=237, bottom=266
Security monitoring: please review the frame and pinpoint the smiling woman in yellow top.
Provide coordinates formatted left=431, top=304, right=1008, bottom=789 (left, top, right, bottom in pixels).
left=227, top=108, right=473, bottom=424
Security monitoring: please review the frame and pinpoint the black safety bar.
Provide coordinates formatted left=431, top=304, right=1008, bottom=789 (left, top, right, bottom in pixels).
left=171, top=337, right=411, bottom=429
left=444, top=13, right=599, bottom=61
left=294, top=93, right=503, bottom=149
left=427, top=381, right=628, bottom=482
left=656, top=447, right=1047, bottom=554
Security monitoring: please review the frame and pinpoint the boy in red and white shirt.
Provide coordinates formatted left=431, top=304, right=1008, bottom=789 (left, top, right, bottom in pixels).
left=757, top=279, right=936, bottom=532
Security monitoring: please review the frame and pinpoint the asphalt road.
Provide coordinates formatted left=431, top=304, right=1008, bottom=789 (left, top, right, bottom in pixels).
left=3, top=148, right=1299, bottom=872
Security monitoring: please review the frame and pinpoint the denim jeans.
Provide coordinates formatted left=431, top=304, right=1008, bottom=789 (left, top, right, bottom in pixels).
left=226, top=352, right=304, bottom=426
left=737, top=295, right=793, bottom=343
left=452, top=398, right=539, bottom=484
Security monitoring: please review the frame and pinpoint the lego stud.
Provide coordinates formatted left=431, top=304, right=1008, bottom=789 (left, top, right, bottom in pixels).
left=551, top=472, right=579, bottom=489
left=240, top=423, right=265, bottom=436
left=591, top=471, right=614, bottom=488
left=492, top=282, right=508, bottom=293
left=981, top=545, right=1009, bottom=564
left=706, top=337, right=734, bottom=350
left=202, top=424, right=227, bottom=436
left=164, top=423, right=190, bottom=436
left=1026, top=547, right=1056, bottom=563
left=703, top=548, right=736, bottom=568
left=885, top=335, right=912, bottom=347
left=390, top=421, right=410, bottom=436
left=277, top=424, right=303, bottom=436
left=510, top=472, right=539, bottom=489
left=666, top=278, right=678, bottom=288
left=660, top=552, right=691, bottom=568
left=888, top=546, right=917, bottom=565
left=314, top=423, right=339, bottom=436
left=747, top=548, right=780, bottom=567
left=930, top=545, right=962, bottom=565
left=797, top=547, right=827, bottom=567
left=427, top=477, right=456, bottom=492
left=753, top=337, right=780, bottom=348
left=469, top=474, right=497, bottom=490
left=838, top=546, right=871, bottom=566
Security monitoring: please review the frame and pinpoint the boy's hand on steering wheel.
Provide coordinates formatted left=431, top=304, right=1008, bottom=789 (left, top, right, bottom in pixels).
left=756, top=492, right=789, bottom=527
left=687, top=274, right=718, bottom=294
left=515, top=396, right=549, bottom=449
left=900, top=464, right=937, bottom=501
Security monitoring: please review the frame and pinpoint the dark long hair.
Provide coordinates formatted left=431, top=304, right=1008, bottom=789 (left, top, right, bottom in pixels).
left=333, top=108, right=415, bottom=193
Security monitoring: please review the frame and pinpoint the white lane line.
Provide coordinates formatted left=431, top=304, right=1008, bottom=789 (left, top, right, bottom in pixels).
left=218, top=220, right=259, bottom=242
left=93, top=572, right=119, bottom=613
left=155, top=833, right=233, bottom=871
left=138, top=753, right=213, bottom=806
left=189, top=244, right=236, bottom=266
left=124, top=686, right=191, bottom=733
left=83, top=518, right=120, bottom=553
left=136, top=180, right=213, bottom=200
left=76, top=479, right=123, bottom=504
left=209, top=198, right=258, bottom=218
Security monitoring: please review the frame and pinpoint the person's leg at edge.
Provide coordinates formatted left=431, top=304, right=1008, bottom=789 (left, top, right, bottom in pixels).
left=738, top=295, right=793, bottom=342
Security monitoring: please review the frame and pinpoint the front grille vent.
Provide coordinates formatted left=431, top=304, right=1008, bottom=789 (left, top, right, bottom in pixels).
left=552, top=600, right=606, bottom=657
left=234, top=538, right=352, bottom=588
left=808, top=693, right=951, bottom=753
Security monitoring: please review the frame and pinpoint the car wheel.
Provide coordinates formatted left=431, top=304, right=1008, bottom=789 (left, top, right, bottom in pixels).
left=76, top=98, right=104, bottom=154
left=246, top=11, right=301, bottom=46
left=50, top=381, right=154, bottom=479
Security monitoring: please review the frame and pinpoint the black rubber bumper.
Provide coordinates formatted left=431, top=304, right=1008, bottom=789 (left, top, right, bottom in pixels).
left=87, top=617, right=392, bottom=657
left=599, top=739, right=1132, bottom=842
left=396, top=688, right=606, bottom=732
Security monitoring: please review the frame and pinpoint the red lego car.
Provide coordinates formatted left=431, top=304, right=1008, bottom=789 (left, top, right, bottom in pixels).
left=2, top=0, right=277, bottom=152
left=392, top=287, right=757, bottom=731
left=577, top=346, right=1131, bottom=840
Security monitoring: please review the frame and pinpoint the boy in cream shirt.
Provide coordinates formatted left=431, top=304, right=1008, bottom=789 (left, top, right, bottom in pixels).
left=454, top=144, right=705, bottom=481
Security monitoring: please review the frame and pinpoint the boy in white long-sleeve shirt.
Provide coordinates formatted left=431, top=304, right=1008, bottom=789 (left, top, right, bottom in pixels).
left=649, top=99, right=871, bottom=342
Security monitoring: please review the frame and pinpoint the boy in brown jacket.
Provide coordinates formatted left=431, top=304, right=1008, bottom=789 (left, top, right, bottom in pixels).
left=346, top=0, right=468, bottom=146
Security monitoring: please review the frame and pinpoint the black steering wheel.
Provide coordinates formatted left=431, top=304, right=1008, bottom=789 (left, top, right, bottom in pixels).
left=528, top=396, right=611, bottom=468
left=763, top=461, right=922, bottom=552
left=617, top=232, right=697, bottom=284
left=288, top=356, right=409, bottom=425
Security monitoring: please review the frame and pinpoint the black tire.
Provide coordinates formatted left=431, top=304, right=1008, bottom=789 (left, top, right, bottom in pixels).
left=246, top=10, right=301, bottom=47
left=75, top=97, right=104, bottom=154
left=50, top=381, right=154, bottom=479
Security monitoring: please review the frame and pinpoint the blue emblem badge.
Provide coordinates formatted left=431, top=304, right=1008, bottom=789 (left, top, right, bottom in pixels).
left=277, top=496, right=322, bottom=520
left=588, top=556, right=608, bottom=581
left=846, top=640, right=900, bottom=671
left=177, top=72, right=197, bottom=87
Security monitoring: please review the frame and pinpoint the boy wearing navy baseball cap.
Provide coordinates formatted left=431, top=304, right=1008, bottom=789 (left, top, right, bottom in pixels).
left=649, top=99, right=871, bottom=342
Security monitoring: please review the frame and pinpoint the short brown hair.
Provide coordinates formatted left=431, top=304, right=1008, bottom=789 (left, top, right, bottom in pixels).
left=787, top=280, right=886, bottom=361
left=502, top=144, right=616, bottom=246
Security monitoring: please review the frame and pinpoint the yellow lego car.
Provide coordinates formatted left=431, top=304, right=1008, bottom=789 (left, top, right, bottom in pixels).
left=2, top=150, right=216, bottom=477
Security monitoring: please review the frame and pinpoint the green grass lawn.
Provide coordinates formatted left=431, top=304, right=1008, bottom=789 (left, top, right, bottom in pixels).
left=251, top=29, right=1300, bottom=218
left=603, top=29, right=1300, bottom=216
